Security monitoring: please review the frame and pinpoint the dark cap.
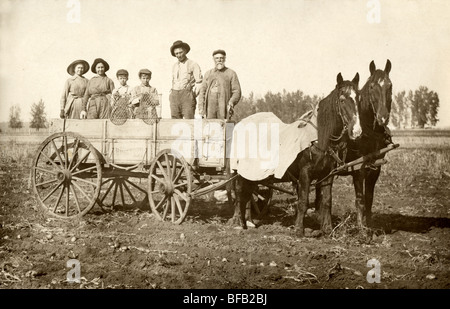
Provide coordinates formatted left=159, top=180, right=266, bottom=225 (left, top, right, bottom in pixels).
left=116, top=69, right=129, bottom=78
left=138, top=69, right=152, bottom=77
left=212, top=49, right=226, bottom=57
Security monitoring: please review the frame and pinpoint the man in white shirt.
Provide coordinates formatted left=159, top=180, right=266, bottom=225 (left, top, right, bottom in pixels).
left=169, top=40, right=203, bottom=119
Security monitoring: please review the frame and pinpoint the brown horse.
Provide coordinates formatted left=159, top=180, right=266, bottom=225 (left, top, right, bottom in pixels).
left=338, top=59, right=393, bottom=229
left=233, top=72, right=361, bottom=236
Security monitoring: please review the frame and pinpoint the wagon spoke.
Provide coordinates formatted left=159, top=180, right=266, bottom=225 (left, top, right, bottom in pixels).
left=174, top=189, right=188, bottom=202
left=72, top=181, right=92, bottom=201
left=173, top=195, right=183, bottom=216
left=70, top=184, right=82, bottom=214
left=99, top=179, right=115, bottom=204
left=72, top=165, right=97, bottom=177
left=51, top=185, right=65, bottom=213
left=164, top=154, right=171, bottom=181
left=65, top=184, right=70, bottom=216
left=150, top=174, right=164, bottom=184
left=68, top=138, right=80, bottom=171
left=172, top=156, right=177, bottom=179
left=63, top=135, right=69, bottom=170
left=162, top=198, right=170, bottom=221
left=122, top=181, right=137, bottom=203
left=35, top=178, right=58, bottom=187
left=34, top=166, right=58, bottom=176
left=70, top=150, right=92, bottom=173
left=171, top=197, right=176, bottom=222
left=38, top=149, right=62, bottom=171
left=72, top=176, right=98, bottom=188
left=101, top=178, right=113, bottom=186
left=124, top=178, right=148, bottom=194
left=51, top=139, right=65, bottom=168
left=155, top=195, right=168, bottom=211
left=42, top=181, right=64, bottom=203
left=119, top=182, right=126, bottom=206
left=112, top=181, right=119, bottom=206
left=173, top=166, right=185, bottom=184
left=173, top=182, right=188, bottom=189
left=156, top=160, right=169, bottom=181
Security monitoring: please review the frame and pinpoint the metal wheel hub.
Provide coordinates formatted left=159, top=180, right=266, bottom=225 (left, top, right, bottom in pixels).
left=159, top=182, right=174, bottom=195
left=57, top=169, right=72, bottom=184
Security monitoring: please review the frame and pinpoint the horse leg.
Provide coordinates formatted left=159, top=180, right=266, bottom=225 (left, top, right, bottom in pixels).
left=314, top=183, right=322, bottom=211
left=364, top=167, right=381, bottom=227
left=318, top=177, right=333, bottom=234
left=230, top=176, right=252, bottom=229
left=295, top=170, right=309, bottom=237
left=228, top=175, right=243, bottom=226
left=352, top=171, right=366, bottom=228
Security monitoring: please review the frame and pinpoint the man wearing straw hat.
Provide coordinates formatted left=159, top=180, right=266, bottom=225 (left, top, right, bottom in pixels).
left=169, top=40, right=203, bottom=119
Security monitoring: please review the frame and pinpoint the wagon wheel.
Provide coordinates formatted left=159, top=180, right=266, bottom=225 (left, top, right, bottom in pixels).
left=98, top=175, right=148, bottom=210
left=247, top=185, right=273, bottom=223
left=31, top=132, right=102, bottom=219
left=148, top=149, right=192, bottom=224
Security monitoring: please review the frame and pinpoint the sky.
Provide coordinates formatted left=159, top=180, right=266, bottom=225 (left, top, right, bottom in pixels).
left=1, top=0, right=449, bottom=126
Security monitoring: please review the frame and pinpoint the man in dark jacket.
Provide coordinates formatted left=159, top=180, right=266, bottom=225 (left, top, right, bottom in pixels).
left=198, top=50, right=241, bottom=119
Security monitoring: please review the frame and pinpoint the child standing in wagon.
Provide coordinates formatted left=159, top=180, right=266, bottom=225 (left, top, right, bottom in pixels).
left=130, top=69, right=160, bottom=119
left=111, top=69, right=133, bottom=118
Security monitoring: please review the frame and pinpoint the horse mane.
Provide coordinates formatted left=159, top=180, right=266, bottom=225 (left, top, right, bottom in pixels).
left=317, top=87, right=340, bottom=150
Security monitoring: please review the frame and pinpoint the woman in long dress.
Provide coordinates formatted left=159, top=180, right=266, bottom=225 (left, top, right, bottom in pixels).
left=81, top=58, right=115, bottom=119
left=60, top=60, right=89, bottom=119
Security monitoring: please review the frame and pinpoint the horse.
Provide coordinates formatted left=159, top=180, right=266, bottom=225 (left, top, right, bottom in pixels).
left=339, top=59, right=393, bottom=229
left=233, top=72, right=362, bottom=236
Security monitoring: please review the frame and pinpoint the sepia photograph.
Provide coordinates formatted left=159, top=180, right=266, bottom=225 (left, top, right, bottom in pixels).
left=0, top=0, right=449, bottom=295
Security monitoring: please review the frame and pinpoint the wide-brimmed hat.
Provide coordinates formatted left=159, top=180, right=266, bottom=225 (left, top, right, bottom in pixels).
left=67, top=60, right=89, bottom=76
left=116, top=69, right=129, bottom=78
left=91, top=58, right=110, bottom=73
left=138, top=69, right=152, bottom=77
left=212, top=49, right=226, bottom=57
left=170, top=40, right=190, bottom=57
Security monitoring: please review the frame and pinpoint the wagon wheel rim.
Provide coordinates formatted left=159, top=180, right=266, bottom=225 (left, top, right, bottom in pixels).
left=148, top=149, right=192, bottom=224
left=250, top=186, right=273, bottom=222
left=31, top=132, right=102, bottom=219
left=98, top=175, right=149, bottom=210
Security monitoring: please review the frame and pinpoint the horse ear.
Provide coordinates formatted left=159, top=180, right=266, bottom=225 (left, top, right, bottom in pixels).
left=369, top=61, right=376, bottom=75
left=352, top=72, right=359, bottom=86
left=337, top=73, right=343, bottom=85
left=385, top=59, right=392, bottom=74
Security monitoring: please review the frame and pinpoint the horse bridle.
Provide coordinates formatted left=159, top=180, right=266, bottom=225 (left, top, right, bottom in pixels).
left=368, top=80, right=393, bottom=143
left=330, top=87, right=354, bottom=142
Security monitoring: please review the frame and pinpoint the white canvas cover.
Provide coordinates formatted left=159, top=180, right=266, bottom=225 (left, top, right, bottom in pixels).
left=229, top=111, right=317, bottom=181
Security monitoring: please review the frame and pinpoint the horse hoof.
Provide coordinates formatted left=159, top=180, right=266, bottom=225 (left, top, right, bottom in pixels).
left=311, top=230, right=323, bottom=238
left=246, top=221, right=256, bottom=228
left=295, top=229, right=305, bottom=238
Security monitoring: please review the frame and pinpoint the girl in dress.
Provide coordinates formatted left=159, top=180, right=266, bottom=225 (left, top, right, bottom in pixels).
left=60, top=60, right=89, bottom=119
left=81, top=58, right=115, bottom=119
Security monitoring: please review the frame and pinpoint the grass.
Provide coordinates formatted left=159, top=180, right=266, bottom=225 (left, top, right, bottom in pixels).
left=383, top=148, right=450, bottom=178
left=0, top=140, right=37, bottom=166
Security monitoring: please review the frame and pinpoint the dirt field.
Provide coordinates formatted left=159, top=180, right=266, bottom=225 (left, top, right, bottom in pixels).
left=1, top=141, right=450, bottom=290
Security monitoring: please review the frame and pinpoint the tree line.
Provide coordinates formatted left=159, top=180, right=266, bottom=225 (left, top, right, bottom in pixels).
left=234, top=86, right=439, bottom=128
left=8, top=99, right=47, bottom=131
left=6, top=86, right=439, bottom=132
